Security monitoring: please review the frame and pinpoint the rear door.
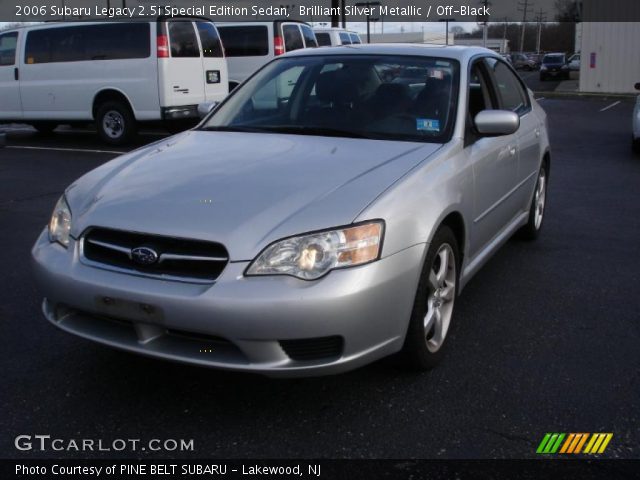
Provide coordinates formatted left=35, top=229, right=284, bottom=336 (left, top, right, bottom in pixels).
left=0, top=30, right=21, bottom=119
left=159, top=20, right=204, bottom=107
left=195, top=21, right=229, bottom=103
left=281, top=23, right=304, bottom=53
left=300, top=24, right=318, bottom=48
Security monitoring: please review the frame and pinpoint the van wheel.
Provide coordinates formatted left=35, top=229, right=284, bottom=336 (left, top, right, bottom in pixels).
left=32, top=122, right=58, bottom=135
left=400, top=226, right=459, bottom=371
left=96, top=101, right=136, bottom=145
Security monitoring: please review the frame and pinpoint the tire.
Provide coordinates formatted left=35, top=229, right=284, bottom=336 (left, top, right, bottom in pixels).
left=400, top=226, right=459, bottom=370
left=518, top=164, right=548, bottom=240
left=633, top=137, right=640, bottom=155
left=539, top=74, right=546, bottom=82
left=95, top=100, right=136, bottom=145
left=31, top=122, right=58, bottom=135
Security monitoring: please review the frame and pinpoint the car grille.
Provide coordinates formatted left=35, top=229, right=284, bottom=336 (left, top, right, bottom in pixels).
left=279, top=336, right=344, bottom=361
left=81, top=227, right=229, bottom=283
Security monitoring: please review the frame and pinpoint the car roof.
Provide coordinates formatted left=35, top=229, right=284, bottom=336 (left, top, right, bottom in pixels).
left=284, top=43, right=499, bottom=62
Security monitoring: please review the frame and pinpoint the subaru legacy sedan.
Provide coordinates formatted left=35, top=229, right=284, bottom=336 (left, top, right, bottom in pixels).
left=32, top=45, right=550, bottom=377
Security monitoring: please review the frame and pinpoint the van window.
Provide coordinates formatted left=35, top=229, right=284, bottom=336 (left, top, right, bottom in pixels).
left=350, top=33, right=361, bottom=44
left=218, top=26, right=269, bottom=57
left=300, top=25, right=318, bottom=48
left=25, top=24, right=150, bottom=64
left=283, top=25, right=303, bottom=52
left=168, top=21, right=199, bottom=58
left=196, top=22, right=223, bottom=57
left=339, top=32, right=351, bottom=45
left=315, top=32, right=331, bottom=47
left=0, top=32, right=18, bottom=66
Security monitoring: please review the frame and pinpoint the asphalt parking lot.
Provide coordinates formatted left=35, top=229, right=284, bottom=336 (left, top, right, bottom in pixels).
left=1, top=96, right=639, bottom=460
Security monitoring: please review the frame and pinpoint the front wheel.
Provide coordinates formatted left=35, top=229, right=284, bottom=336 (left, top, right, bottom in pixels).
left=96, top=101, right=136, bottom=145
left=518, top=165, right=548, bottom=240
left=400, top=226, right=459, bottom=370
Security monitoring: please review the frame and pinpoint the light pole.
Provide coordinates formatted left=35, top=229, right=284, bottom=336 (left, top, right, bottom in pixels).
left=439, top=18, right=455, bottom=45
left=355, top=1, right=381, bottom=44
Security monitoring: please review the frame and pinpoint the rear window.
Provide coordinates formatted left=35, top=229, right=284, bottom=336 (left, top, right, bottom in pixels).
left=0, top=31, right=18, bottom=66
left=168, top=21, right=199, bottom=58
left=218, top=25, right=268, bottom=57
left=25, top=23, right=150, bottom=64
left=300, top=25, right=318, bottom=48
left=196, top=22, right=223, bottom=57
left=315, top=32, right=331, bottom=47
left=283, top=24, right=303, bottom=52
left=339, top=32, right=351, bottom=45
left=350, top=33, right=361, bottom=44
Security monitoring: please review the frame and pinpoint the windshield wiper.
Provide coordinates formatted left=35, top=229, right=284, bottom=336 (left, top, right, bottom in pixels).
left=199, top=125, right=274, bottom=133
left=255, top=125, right=376, bottom=139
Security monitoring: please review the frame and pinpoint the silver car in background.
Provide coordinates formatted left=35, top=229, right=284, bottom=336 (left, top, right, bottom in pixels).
left=32, top=45, right=551, bottom=377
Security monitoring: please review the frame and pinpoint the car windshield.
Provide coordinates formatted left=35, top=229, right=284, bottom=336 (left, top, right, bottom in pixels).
left=543, top=55, right=564, bottom=64
left=201, top=55, right=459, bottom=143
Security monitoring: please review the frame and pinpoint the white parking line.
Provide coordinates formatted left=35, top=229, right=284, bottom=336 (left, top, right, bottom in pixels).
left=6, top=145, right=125, bottom=155
left=535, top=97, right=546, bottom=101
left=599, top=101, right=621, bottom=112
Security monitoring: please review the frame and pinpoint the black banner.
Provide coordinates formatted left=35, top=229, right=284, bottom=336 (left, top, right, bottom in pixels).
left=4, top=459, right=640, bottom=480
left=2, top=0, right=640, bottom=23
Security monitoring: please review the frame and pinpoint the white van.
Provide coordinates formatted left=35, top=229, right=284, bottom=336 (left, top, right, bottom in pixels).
left=0, top=19, right=228, bottom=144
left=313, top=28, right=362, bottom=47
left=217, top=21, right=317, bottom=91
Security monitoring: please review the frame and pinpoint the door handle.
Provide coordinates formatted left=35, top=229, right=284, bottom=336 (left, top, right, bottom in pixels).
left=14, top=67, right=19, bottom=81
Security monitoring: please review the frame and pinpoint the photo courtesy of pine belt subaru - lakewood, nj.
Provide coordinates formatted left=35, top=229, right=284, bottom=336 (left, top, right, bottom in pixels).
left=32, top=45, right=551, bottom=377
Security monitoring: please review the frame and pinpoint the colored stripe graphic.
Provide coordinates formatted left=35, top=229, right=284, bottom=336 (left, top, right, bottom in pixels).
left=537, top=433, right=612, bottom=455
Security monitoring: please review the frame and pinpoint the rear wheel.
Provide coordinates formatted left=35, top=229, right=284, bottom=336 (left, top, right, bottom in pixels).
left=31, top=122, right=58, bottom=135
left=518, top=164, right=548, bottom=240
left=400, top=226, right=459, bottom=370
left=96, top=100, right=136, bottom=145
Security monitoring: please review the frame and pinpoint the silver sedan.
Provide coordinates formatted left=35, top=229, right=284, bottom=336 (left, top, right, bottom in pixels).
left=32, top=45, right=551, bottom=377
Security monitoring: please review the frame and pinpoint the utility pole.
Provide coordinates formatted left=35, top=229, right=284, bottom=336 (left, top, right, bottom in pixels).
left=517, top=0, right=532, bottom=53
left=535, top=9, right=546, bottom=54
left=480, top=0, right=491, bottom=48
left=331, top=0, right=339, bottom=27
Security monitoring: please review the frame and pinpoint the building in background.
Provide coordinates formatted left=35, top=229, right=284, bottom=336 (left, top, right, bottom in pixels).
left=453, top=38, right=510, bottom=53
left=368, top=31, right=451, bottom=45
left=578, top=0, right=640, bottom=93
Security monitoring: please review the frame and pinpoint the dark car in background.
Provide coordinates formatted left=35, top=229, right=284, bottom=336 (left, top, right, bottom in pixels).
left=539, top=53, right=570, bottom=81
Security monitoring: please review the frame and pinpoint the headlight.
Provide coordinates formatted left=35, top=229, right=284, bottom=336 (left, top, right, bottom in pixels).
left=48, top=195, right=72, bottom=247
left=246, top=221, right=384, bottom=280
left=540, top=65, right=548, bottom=71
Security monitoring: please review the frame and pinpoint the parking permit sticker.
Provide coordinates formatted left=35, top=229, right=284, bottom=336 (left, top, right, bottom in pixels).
left=417, top=119, right=440, bottom=132
left=429, top=69, right=444, bottom=80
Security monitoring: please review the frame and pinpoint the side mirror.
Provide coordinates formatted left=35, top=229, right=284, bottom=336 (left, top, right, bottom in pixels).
left=635, top=83, right=640, bottom=91
left=197, top=101, right=218, bottom=119
left=474, top=110, right=520, bottom=136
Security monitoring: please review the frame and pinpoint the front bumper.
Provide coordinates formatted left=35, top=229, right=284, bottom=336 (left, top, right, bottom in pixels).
left=32, top=228, right=425, bottom=377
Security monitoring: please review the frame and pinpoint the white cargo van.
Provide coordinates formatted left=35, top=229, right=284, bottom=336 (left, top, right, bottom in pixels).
left=217, top=21, right=317, bottom=91
left=313, top=28, right=362, bottom=47
left=0, top=19, right=228, bottom=144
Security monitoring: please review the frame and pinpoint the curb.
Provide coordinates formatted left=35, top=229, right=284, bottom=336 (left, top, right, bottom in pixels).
left=533, top=90, right=636, bottom=100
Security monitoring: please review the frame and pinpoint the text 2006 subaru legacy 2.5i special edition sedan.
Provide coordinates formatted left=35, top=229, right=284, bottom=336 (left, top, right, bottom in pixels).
left=33, top=45, right=550, bottom=377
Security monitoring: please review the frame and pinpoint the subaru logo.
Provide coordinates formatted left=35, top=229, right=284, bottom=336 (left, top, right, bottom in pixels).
left=131, top=247, right=158, bottom=265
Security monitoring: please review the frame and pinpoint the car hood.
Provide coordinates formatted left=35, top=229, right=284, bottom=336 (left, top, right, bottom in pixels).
left=67, top=131, right=441, bottom=260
